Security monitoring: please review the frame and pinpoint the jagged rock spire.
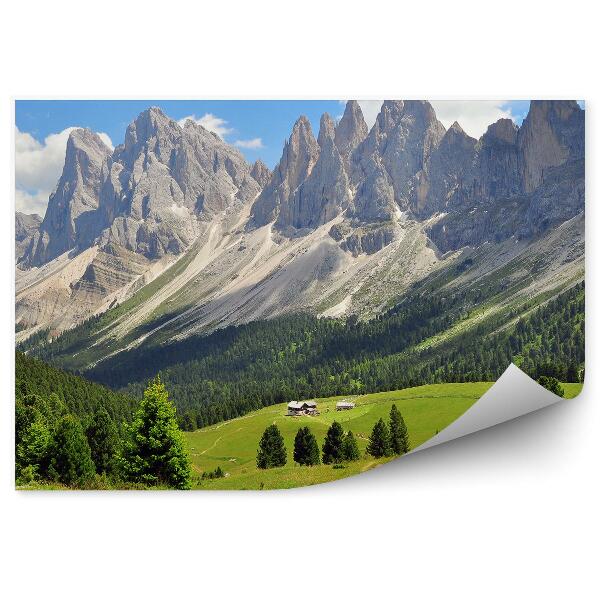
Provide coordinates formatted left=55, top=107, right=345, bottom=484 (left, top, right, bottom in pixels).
left=334, top=100, right=368, bottom=169
left=250, top=116, right=319, bottom=226
left=22, top=128, right=112, bottom=266
left=276, top=113, right=350, bottom=230
left=250, top=159, right=272, bottom=188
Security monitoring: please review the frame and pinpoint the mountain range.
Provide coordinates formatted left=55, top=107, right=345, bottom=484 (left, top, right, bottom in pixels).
left=16, top=100, right=584, bottom=369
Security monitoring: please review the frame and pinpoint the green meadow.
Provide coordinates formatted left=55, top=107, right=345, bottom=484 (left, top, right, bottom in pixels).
left=185, top=381, right=583, bottom=490
left=185, top=382, right=489, bottom=490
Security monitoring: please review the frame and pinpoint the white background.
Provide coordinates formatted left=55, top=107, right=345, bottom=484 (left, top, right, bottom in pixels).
left=1, top=1, right=597, bottom=598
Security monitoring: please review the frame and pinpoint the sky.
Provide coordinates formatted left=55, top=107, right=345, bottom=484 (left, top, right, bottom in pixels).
left=15, top=99, right=584, bottom=216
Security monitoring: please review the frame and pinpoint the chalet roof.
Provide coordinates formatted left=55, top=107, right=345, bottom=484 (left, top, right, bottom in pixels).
left=336, top=401, right=355, bottom=407
left=287, top=400, right=317, bottom=409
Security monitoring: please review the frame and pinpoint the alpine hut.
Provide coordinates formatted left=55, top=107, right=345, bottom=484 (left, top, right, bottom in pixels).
left=286, top=400, right=318, bottom=416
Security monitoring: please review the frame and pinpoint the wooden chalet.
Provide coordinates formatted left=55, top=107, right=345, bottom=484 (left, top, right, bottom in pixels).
left=286, top=400, right=318, bottom=416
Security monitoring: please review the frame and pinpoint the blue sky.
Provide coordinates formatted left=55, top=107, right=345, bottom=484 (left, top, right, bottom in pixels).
left=15, top=100, right=584, bottom=216
left=16, top=100, right=345, bottom=169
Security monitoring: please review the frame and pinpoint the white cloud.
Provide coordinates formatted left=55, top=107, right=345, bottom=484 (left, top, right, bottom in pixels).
left=177, top=113, right=233, bottom=139
left=15, top=189, right=49, bottom=216
left=98, top=132, right=114, bottom=150
left=233, top=137, right=264, bottom=149
left=430, top=101, right=514, bottom=139
left=346, top=100, right=515, bottom=139
left=357, top=100, right=384, bottom=128
left=15, top=126, right=114, bottom=217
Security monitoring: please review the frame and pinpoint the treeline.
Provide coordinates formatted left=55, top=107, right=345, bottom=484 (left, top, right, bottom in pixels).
left=16, top=352, right=136, bottom=424
left=256, top=404, right=409, bottom=470
left=16, top=354, right=191, bottom=489
left=94, top=283, right=585, bottom=431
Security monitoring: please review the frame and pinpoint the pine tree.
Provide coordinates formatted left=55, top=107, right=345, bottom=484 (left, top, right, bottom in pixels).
left=389, top=404, right=410, bottom=455
left=322, top=421, right=345, bottom=464
left=86, top=406, right=119, bottom=475
left=256, top=424, right=287, bottom=469
left=366, top=418, right=391, bottom=458
left=293, top=426, right=320, bottom=466
left=341, top=430, right=360, bottom=462
left=121, top=376, right=191, bottom=489
left=48, top=415, right=96, bottom=487
left=16, top=418, right=51, bottom=482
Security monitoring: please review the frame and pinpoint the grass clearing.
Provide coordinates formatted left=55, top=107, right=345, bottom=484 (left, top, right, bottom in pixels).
left=185, top=380, right=583, bottom=490
left=185, top=382, right=493, bottom=490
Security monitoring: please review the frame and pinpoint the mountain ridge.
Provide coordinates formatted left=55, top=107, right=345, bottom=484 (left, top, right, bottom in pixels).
left=16, top=100, right=584, bottom=360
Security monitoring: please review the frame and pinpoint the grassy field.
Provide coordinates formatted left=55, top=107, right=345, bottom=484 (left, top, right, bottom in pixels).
left=17, top=381, right=582, bottom=491
left=184, top=382, right=493, bottom=490
left=185, top=381, right=584, bottom=490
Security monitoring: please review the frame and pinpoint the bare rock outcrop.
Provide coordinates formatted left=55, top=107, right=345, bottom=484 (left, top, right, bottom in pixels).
left=15, top=212, right=42, bottom=262
left=250, top=116, right=320, bottom=226
left=277, top=113, right=350, bottom=231
left=350, top=100, right=446, bottom=220
left=518, top=100, right=584, bottom=193
left=250, top=159, right=272, bottom=188
left=334, top=100, right=368, bottom=173
left=22, top=129, right=112, bottom=267
left=99, top=107, right=260, bottom=259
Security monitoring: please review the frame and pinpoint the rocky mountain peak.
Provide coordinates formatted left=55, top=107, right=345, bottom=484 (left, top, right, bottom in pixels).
left=482, top=118, right=518, bottom=145
left=334, top=100, right=368, bottom=165
left=377, top=100, right=405, bottom=129
left=518, top=100, right=584, bottom=192
left=317, top=113, right=336, bottom=146
left=441, top=120, right=476, bottom=148
left=21, top=129, right=112, bottom=267
left=250, top=159, right=272, bottom=188
left=448, top=121, right=465, bottom=134
left=118, top=106, right=181, bottom=168
left=250, top=116, right=319, bottom=226
left=275, top=112, right=349, bottom=231
left=351, top=100, right=446, bottom=218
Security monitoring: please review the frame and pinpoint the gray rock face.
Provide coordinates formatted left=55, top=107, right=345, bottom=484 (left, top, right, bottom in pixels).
left=99, top=107, right=260, bottom=258
left=276, top=113, right=350, bottom=231
left=427, top=101, right=585, bottom=252
left=334, top=100, right=368, bottom=172
left=250, top=116, right=320, bottom=227
left=413, top=121, right=477, bottom=216
left=472, top=118, right=521, bottom=201
left=22, top=129, right=112, bottom=266
left=518, top=100, right=584, bottom=193
left=15, top=212, right=42, bottom=261
left=250, top=160, right=272, bottom=188
left=329, top=221, right=397, bottom=256
left=350, top=100, right=446, bottom=220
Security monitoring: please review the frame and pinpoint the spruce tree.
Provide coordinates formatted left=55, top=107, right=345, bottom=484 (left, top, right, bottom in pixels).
left=366, top=418, right=391, bottom=458
left=86, top=406, right=119, bottom=475
left=48, top=415, right=96, bottom=487
left=389, top=404, right=410, bottom=455
left=16, top=418, right=51, bottom=482
left=293, top=426, right=320, bottom=466
left=257, top=424, right=287, bottom=469
left=322, top=421, right=345, bottom=464
left=341, top=430, right=360, bottom=462
left=121, top=376, right=191, bottom=489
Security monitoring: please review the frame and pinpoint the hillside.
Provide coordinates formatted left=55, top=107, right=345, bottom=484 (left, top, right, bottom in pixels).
left=24, top=278, right=584, bottom=429
left=185, top=382, right=583, bottom=490
left=15, top=101, right=584, bottom=361
left=15, top=351, right=136, bottom=424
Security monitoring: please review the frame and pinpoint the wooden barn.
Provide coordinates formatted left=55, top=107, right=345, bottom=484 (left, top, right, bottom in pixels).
left=286, top=400, right=318, bottom=416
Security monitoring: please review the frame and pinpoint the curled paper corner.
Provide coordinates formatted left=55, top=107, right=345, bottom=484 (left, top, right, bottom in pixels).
left=411, top=363, right=567, bottom=454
